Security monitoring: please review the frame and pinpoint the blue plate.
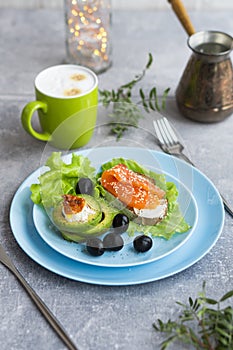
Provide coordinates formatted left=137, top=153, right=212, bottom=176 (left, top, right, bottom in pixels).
left=32, top=151, right=198, bottom=267
left=9, top=147, right=224, bottom=285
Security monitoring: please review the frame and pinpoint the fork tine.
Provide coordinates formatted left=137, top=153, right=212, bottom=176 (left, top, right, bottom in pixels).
left=163, top=117, right=179, bottom=143
left=159, top=118, right=174, bottom=145
left=157, top=119, right=171, bottom=145
left=153, top=120, right=166, bottom=145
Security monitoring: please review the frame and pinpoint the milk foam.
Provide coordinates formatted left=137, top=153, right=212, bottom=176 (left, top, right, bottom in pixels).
left=35, top=65, right=97, bottom=98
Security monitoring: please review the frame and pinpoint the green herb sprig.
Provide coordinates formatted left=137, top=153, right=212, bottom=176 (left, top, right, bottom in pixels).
left=153, top=282, right=233, bottom=350
left=99, top=53, right=170, bottom=140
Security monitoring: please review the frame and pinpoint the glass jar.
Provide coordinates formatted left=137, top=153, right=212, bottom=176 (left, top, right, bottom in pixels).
left=64, top=0, right=112, bottom=74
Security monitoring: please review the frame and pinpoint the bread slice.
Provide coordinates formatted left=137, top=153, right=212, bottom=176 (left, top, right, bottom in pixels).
left=130, top=198, right=168, bottom=225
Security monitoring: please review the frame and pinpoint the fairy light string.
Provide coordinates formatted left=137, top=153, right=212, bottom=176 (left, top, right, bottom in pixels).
left=65, top=0, right=111, bottom=73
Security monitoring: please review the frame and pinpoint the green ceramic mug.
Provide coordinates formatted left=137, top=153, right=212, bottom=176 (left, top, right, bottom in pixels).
left=21, top=64, right=98, bottom=149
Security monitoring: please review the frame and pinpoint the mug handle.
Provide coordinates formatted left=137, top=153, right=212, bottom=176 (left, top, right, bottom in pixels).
left=21, top=101, right=51, bottom=141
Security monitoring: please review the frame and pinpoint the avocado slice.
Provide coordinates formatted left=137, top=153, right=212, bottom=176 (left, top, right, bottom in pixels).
left=60, top=231, right=86, bottom=243
left=52, top=194, right=102, bottom=234
left=60, top=199, right=117, bottom=242
left=84, top=199, right=117, bottom=235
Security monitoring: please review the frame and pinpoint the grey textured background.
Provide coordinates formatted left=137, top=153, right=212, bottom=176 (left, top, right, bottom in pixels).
left=2, top=0, right=233, bottom=10
left=0, top=6, right=233, bottom=350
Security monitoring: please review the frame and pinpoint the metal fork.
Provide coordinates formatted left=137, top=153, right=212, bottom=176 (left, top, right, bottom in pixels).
left=0, top=242, right=78, bottom=350
left=153, top=117, right=233, bottom=217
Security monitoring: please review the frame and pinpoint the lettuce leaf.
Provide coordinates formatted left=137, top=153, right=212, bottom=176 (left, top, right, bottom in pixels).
left=127, top=203, right=190, bottom=239
left=30, top=152, right=96, bottom=208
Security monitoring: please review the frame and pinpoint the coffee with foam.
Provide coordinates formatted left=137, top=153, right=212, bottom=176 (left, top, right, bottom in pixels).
left=35, top=65, right=97, bottom=99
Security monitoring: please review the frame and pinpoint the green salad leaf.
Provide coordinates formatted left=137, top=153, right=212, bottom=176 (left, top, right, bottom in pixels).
left=30, top=152, right=191, bottom=240
left=30, top=152, right=97, bottom=208
left=134, top=202, right=191, bottom=239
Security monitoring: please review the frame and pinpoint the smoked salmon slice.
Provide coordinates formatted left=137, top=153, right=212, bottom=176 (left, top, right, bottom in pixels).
left=101, top=164, right=165, bottom=209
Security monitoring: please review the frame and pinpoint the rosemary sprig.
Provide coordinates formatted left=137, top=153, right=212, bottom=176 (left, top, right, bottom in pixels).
left=99, top=53, right=170, bottom=139
left=153, top=282, right=233, bottom=350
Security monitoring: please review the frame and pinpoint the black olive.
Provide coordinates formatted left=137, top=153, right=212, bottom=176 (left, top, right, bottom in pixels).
left=112, top=213, right=129, bottom=234
left=103, top=233, right=124, bottom=251
left=133, top=235, right=153, bottom=253
left=86, top=237, right=105, bottom=256
left=76, top=178, right=94, bottom=195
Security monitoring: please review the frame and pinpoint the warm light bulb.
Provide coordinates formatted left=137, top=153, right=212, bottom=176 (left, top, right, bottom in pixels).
left=94, top=49, right=101, bottom=56
left=71, top=9, right=78, bottom=16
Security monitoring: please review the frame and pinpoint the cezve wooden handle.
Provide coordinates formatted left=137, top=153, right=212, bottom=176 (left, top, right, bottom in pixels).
left=168, top=0, right=195, bottom=36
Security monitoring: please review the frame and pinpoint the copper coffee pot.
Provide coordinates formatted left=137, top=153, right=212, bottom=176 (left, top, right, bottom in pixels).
left=168, top=0, right=233, bottom=122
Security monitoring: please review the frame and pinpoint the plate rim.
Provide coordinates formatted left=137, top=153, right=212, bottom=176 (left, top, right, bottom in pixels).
left=9, top=147, right=225, bottom=285
left=32, top=163, right=199, bottom=267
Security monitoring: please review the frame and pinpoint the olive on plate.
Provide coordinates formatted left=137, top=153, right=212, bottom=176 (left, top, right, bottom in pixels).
left=86, top=237, right=105, bottom=256
left=112, top=213, right=129, bottom=234
left=103, top=232, right=124, bottom=251
left=133, top=235, right=153, bottom=253
left=76, top=178, right=94, bottom=195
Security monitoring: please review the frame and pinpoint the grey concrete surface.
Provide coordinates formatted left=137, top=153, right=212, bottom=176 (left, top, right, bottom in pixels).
left=0, top=7, right=233, bottom=350
left=2, top=0, right=233, bottom=10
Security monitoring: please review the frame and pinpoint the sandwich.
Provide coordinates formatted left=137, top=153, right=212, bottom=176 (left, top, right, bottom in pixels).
left=100, top=163, right=168, bottom=226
